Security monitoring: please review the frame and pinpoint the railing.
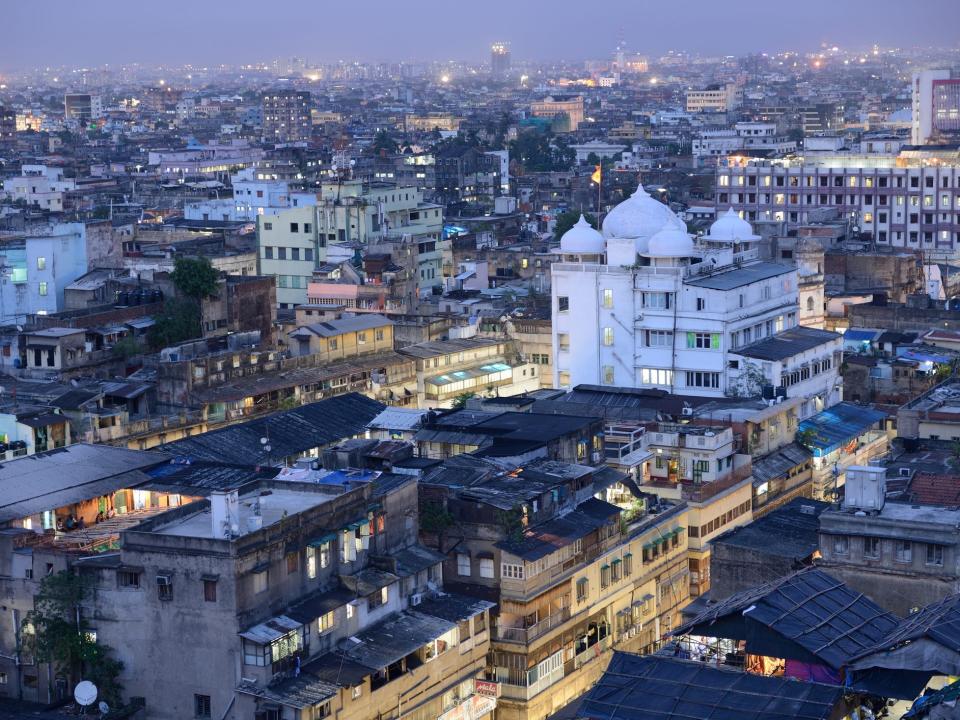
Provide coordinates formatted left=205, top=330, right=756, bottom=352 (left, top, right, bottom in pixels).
left=496, top=607, right=571, bottom=644
left=498, top=666, right=564, bottom=702
left=573, top=635, right=612, bottom=669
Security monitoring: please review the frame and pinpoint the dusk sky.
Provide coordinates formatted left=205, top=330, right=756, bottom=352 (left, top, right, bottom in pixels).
left=6, top=0, right=960, bottom=70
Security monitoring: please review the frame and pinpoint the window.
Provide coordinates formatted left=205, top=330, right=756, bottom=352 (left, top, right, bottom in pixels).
left=357, top=332, right=367, bottom=345
left=346, top=603, right=354, bottom=620
left=640, top=368, right=673, bottom=386
left=602, top=327, right=614, bottom=346
left=263, top=246, right=273, bottom=259
left=352, top=686, right=362, bottom=700
left=558, top=296, right=569, bottom=312
left=118, top=570, right=141, bottom=588
left=263, top=222, right=273, bottom=231
left=203, top=579, right=217, bottom=602
left=479, top=558, right=494, bottom=578
left=687, top=332, right=719, bottom=350
left=501, top=563, right=524, bottom=579
left=642, top=292, right=672, bottom=309
left=685, top=371, right=720, bottom=389
left=277, top=247, right=287, bottom=260
left=286, top=552, right=298, bottom=575
left=833, top=536, right=849, bottom=556
left=696, top=297, right=705, bottom=311
left=36, top=257, right=46, bottom=270
left=375, top=328, right=385, bottom=341
left=894, top=541, right=913, bottom=564
left=602, top=289, right=613, bottom=308
left=306, top=546, right=317, bottom=578
left=600, top=564, right=611, bottom=589
left=253, top=570, right=268, bottom=594
left=319, top=541, right=331, bottom=569
left=38, top=282, right=48, bottom=297
left=194, top=694, right=211, bottom=719
left=645, top=330, right=673, bottom=347
left=457, top=553, right=471, bottom=576
left=368, top=586, right=388, bottom=610
left=304, top=223, right=312, bottom=233
left=291, top=247, right=300, bottom=261
left=328, top=338, right=338, bottom=351
left=623, top=553, right=633, bottom=576
left=863, top=537, right=880, bottom=559
left=927, top=544, right=944, bottom=567
left=156, top=574, right=172, bottom=601
left=602, top=365, right=615, bottom=385
left=318, top=611, right=335, bottom=633
left=290, top=222, right=299, bottom=233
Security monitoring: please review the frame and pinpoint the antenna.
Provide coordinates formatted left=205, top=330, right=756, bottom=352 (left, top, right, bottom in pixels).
left=74, top=680, right=98, bottom=712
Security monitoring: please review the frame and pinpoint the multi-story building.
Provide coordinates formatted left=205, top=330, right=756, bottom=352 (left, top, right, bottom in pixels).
left=80, top=469, right=496, bottom=720
left=684, top=83, right=741, bottom=113
left=639, top=424, right=754, bottom=598
left=0, top=222, right=89, bottom=323
left=287, top=313, right=394, bottom=359
left=0, top=105, right=15, bottom=144
left=2, top=164, right=76, bottom=212
left=185, top=167, right=306, bottom=222
left=420, top=454, right=690, bottom=720
left=63, top=93, right=102, bottom=123
left=529, top=95, right=585, bottom=132
left=819, top=465, right=960, bottom=615
left=691, top=122, right=796, bottom=164
left=404, top=113, right=462, bottom=132
left=551, top=190, right=800, bottom=396
left=912, top=69, right=960, bottom=145
left=148, top=140, right=264, bottom=180
left=490, top=42, right=511, bottom=77
left=717, top=154, right=960, bottom=259
left=261, top=89, right=311, bottom=144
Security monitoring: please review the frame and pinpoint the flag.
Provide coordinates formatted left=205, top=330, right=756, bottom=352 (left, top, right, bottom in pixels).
left=591, top=163, right=602, bottom=184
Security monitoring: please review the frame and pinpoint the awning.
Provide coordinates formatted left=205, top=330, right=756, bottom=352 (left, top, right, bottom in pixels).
left=797, top=402, right=887, bottom=458
left=239, top=615, right=302, bottom=644
left=308, top=533, right=336, bottom=547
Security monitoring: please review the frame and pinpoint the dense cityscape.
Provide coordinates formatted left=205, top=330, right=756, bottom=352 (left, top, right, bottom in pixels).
left=1, top=3, right=960, bottom=720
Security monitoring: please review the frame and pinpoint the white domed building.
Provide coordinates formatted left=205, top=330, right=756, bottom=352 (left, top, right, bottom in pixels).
left=552, top=189, right=839, bottom=411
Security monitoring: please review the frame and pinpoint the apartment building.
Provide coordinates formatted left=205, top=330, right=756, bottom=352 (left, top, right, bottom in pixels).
left=638, top=424, right=754, bottom=598
left=551, top=188, right=800, bottom=396
left=262, top=89, right=311, bottom=144
left=819, top=465, right=960, bottom=615
left=717, top=155, right=960, bottom=260
left=529, top=95, right=585, bottom=132
left=2, top=165, right=76, bottom=212
left=419, top=455, right=690, bottom=720
left=80, top=470, right=496, bottom=720
left=397, top=337, right=540, bottom=409
left=684, top=83, right=741, bottom=113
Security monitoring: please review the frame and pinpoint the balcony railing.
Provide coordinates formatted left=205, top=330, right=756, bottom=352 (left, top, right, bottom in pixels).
left=573, top=635, right=612, bottom=670
left=496, top=607, right=571, bottom=644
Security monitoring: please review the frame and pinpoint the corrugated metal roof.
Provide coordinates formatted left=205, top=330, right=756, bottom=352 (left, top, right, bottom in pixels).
left=797, top=402, right=887, bottom=457
left=239, top=614, right=302, bottom=643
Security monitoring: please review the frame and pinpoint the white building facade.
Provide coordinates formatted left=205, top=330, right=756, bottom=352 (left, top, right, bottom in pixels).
left=551, top=190, right=800, bottom=397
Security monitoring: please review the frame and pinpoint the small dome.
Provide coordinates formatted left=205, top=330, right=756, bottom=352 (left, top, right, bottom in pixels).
left=646, top=220, right=695, bottom=258
left=602, top=183, right=682, bottom=253
left=560, top=214, right=605, bottom=255
left=704, top=208, right=760, bottom=242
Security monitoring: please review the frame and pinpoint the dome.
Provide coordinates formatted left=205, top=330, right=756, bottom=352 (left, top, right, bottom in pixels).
left=646, top=220, right=695, bottom=258
left=560, top=214, right=605, bottom=255
left=602, top=183, right=682, bottom=253
left=704, top=208, right=760, bottom=242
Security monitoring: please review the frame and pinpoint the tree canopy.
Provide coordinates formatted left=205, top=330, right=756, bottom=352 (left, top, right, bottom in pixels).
left=509, top=130, right=575, bottom=172
left=170, top=256, right=219, bottom=301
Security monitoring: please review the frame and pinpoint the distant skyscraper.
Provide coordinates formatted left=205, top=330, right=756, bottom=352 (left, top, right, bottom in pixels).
left=912, top=69, right=960, bottom=145
left=490, top=42, right=511, bottom=78
left=262, top=89, right=311, bottom=144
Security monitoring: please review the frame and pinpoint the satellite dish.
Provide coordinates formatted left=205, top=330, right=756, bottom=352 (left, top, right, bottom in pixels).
left=74, top=680, right=98, bottom=706
left=98, top=701, right=110, bottom=715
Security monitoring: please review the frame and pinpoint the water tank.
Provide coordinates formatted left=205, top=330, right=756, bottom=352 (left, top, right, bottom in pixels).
left=843, top=466, right=886, bottom=512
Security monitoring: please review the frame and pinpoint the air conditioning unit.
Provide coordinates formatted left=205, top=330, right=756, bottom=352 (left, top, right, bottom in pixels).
left=681, top=407, right=693, bottom=416
left=410, top=593, right=423, bottom=606
left=899, top=467, right=912, bottom=478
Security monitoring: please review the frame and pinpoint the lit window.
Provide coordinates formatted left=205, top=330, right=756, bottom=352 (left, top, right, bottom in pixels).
left=602, top=289, right=613, bottom=308
left=38, top=282, right=48, bottom=296
left=602, top=327, right=614, bottom=346
left=36, top=257, right=46, bottom=270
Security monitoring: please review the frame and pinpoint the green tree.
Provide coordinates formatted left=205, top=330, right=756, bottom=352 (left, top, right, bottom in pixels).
left=369, top=130, right=398, bottom=156
left=420, top=501, right=455, bottom=551
left=553, top=210, right=597, bottom=239
left=22, top=571, right=124, bottom=705
left=451, top=391, right=476, bottom=409
left=111, top=335, right=141, bottom=360
left=148, top=296, right=202, bottom=349
left=170, top=256, right=219, bottom=301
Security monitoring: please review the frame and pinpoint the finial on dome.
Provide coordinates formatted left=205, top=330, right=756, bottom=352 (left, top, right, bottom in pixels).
left=632, top=182, right=649, bottom=198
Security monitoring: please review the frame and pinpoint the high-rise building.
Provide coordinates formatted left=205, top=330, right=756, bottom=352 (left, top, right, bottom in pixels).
left=63, top=93, right=103, bottom=123
left=0, top=105, right=15, bottom=143
left=261, top=89, right=311, bottom=144
left=913, top=69, right=960, bottom=145
left=490, top=42, right=511, bottom=77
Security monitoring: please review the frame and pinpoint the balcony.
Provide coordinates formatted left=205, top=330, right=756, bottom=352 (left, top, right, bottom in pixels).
left=496, top=607, right=571, bottom=644
left=572, top=635, right=612, bottom=670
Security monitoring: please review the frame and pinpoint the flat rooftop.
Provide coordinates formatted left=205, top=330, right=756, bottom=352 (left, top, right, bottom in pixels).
left=153, top=487, right=338, bottom=539
left=684, top=261, right=792, bottom=290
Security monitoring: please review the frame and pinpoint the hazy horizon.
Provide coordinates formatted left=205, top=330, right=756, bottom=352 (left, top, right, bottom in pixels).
left=5, top=0, right=960, bottom=72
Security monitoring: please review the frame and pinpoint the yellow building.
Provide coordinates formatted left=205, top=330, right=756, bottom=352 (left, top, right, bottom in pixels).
left=530, top=95, right=585, bottom=132
left=405, top=113, right=463, bottom=132
left=287, top=313, right=395, bottom=360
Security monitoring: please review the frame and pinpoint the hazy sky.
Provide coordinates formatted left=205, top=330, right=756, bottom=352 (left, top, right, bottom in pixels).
left=6, top=0, right=959, bottom=70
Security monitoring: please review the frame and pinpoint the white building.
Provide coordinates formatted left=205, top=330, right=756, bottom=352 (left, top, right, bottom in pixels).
left=0, top=223, right=89, bottom=322
left=551, top=189, right=800, bottom=397
left=912, top=69, right=951, bottom=145
left=2, top=165, right=76, bottom=212
left=692, top=123, right=795, bottom=163
left=184, top=168, right=311, bottom=222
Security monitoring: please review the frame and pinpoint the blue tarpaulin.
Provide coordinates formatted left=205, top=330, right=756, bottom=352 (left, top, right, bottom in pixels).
left=842, top=329, right=882, bottom=343
left=797, top=402, right=887, bottom=457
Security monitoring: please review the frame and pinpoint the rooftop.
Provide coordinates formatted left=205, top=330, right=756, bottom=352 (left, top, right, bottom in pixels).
left=556, top=652, right=846, bottom=720
left=684, top=261, right=793, bottom=291
left=733, top=326, right=840, bottom=362
left=711, top=497, right=827, bottom=558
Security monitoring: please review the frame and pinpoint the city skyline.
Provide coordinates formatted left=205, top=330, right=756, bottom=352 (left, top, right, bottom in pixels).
left=6, top=0, right=960, bottom=71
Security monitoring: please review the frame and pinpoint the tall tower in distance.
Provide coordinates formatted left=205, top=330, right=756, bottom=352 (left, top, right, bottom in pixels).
left=490, top=42, right=511, bottom=78
left=912, top=69, right=960, bottom=145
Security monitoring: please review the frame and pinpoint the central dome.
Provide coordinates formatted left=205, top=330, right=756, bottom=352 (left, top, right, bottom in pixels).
left=602, top=183, right=684, bottom=253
